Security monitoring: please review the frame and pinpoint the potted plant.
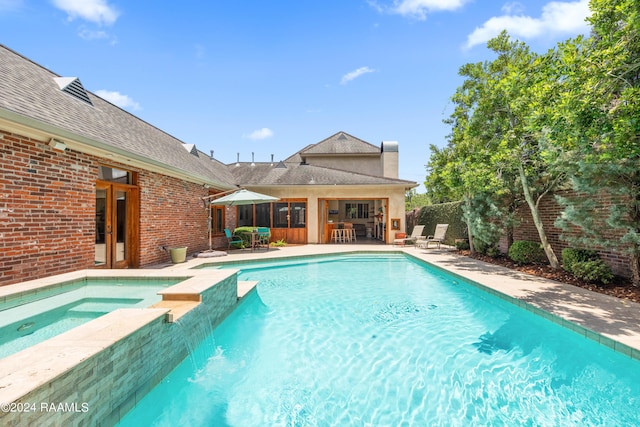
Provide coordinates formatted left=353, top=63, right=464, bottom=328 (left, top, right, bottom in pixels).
left=169, top=247, right=187, bottom=263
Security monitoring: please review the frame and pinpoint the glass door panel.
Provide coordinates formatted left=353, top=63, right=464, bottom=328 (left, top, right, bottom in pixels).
left=290, top=202, right=306, bottom=228
left=95, top=187, right=107, bottom=266
left=96, top=183, right=135, bottom=268
left=115, top=190, right=127, bottom=263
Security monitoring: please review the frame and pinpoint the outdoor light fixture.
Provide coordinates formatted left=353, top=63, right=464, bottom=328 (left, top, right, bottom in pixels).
left=48, top=138, right=67, bottom=151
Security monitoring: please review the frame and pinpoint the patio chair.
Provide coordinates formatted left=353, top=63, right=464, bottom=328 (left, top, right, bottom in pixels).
left=416, top=224, right=449, bottom=249
left=224, top=228, right=243, bottom=250
left=256, top=227, right=271, bottom=250
left=393, top=225, right=425, bottom=246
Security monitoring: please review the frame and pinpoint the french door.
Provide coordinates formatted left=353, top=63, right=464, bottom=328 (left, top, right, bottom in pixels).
left=95, top=182, right=138, bottom=268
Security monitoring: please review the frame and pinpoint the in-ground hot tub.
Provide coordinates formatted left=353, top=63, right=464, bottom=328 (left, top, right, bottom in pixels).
left=0, top=276, right=186, bottom=359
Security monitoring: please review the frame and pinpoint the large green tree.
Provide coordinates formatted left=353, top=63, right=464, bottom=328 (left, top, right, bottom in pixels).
left=428, top=32, right=565, bottom=266
left=426, top=60, right=508, bottom=253
left=554, top=0, right=640, bottom=284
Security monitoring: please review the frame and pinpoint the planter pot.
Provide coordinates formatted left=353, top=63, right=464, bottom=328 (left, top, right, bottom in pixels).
left=169, top=247, right=187, bottom=263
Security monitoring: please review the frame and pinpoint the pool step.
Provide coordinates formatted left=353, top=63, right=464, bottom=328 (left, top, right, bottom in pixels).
left=238, top=281, right=258, bottom=299
left=68, top=298, right=143, bottom=313
left=65, top=310, right=108, bottom=319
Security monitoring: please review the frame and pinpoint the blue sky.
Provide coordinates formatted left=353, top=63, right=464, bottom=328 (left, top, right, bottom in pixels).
left=1, top=0, right=591, bottom=191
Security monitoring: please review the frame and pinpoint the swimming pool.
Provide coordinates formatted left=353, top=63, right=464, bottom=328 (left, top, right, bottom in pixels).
left=118, top=253, right=640, bottom=426
left=0, top=277, right=183, bottom=359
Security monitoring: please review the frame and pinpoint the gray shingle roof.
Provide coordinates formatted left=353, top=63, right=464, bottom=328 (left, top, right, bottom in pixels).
left=0, top=45, right=236, bottom=188
left=230, top=162, right=415, bottom=187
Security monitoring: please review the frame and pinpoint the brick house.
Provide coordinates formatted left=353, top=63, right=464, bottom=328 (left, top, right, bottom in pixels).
left=0, top=45, right=416, bottom=286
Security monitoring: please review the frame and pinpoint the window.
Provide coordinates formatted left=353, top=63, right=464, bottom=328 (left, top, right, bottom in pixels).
left=237, top=205, right=253, bottom=227
left=273, top=202, right=289, bottom=228
left=290, top=202, right=306, bottom=228
left=255, top=203, right=271, bottom=227
left=345, top=203, right=369, bottom=219
left=237, top=203, right=271, bottom=227
left=273, top=201, right=306, bottom=228
left=211, top=206, right=225, bottom=235
left=98, top=165, right=132, bottom=184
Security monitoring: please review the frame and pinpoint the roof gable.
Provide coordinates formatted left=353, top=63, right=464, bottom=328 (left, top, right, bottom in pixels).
left=299, top=131, right=380, bottom=157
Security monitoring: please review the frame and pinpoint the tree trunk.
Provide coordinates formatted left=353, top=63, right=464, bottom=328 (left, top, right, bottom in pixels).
left=631, top=252, right=640, bottom=287
left=465, top=195, right=475, bottom=253
left=518, top=164, right=560, bottom=269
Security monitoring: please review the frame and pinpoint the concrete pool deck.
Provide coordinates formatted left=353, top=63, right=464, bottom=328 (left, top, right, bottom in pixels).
left=173, top=243, right=640, bottom=358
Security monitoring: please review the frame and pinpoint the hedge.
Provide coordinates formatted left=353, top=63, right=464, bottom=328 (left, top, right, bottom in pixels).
left=407, top=201, right=466, bottom=245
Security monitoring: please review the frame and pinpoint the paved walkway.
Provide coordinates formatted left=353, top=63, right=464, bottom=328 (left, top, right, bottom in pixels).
left=171, top=243, right=640, bottom=358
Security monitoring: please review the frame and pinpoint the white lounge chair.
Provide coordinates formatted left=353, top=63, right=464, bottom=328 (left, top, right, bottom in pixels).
left=393, top=225, right=425, bottom=246
left=416, top=224, right=449, bottom=249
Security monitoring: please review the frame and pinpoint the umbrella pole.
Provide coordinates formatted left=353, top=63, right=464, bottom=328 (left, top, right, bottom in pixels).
left=208, top=205, right=212, bottom=251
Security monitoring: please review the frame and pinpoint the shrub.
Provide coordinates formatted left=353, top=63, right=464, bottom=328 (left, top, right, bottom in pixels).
left=270, top=239, right=287, bottom=247
left=571, top=259, right=614, bottom=284
left=508, top=240, right=547, bottom=264
left=473, top=239, right=500, bottom=257
left=233, top=226, right=254, bottom=247
left=415, top=201, right=465, bottom=245
left=561, top=248, right=598, bottom=274
left=455, top=239, right=470, bottom=250
left=485, top=246, right=501, bottom=258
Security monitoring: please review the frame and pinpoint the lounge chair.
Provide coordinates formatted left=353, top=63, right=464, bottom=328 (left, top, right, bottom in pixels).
left=224, top=228, right=243, bottom=250
left=393, top=225, right=425, bottom=246
left=416, top=224, right=449, bottom=249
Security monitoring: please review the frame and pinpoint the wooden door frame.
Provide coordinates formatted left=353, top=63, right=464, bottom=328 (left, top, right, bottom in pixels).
left=95, top=181, right=139, bottom=269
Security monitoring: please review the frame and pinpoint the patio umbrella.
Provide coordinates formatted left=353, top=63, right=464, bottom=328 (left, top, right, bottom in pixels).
left=210, top=189, right=279, bottom=206
left=205, top=189, right=279, bottom=251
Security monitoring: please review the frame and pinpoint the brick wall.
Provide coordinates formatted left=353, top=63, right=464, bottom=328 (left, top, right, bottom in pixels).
left=0, top=131, right=96, bottom=286
left=138, top=171, right=214, bottom=266
left=0, top=130, right=230, bottom=286
left=504, top=190, right=631, bottom=277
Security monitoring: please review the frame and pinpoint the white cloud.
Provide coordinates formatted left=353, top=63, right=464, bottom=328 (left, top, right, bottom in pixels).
left=52, top=0, right=119, bottom=26
left=244, top=128, right=274, bottom=140
left=95, top=90, right=141, bottom=110
left=372, top=0, right=469, bottom=19
left=501, top=2, right=525, bottom=15
left=341, top=66, right=376, bottom=85
left=78, top=27, right=109, bottom=40
left=465, top=0, right=591, bottom=49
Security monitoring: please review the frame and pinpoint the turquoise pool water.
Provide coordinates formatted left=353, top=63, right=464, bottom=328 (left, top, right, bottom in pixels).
left=118, top=254, right=640, bottom=426
left=0, top=277, right=183, bottom=359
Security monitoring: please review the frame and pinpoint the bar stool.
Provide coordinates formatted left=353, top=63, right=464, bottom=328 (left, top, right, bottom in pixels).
left=344, top=223, right=354, bottom=243
left=331, top=228, right=343, bottom=243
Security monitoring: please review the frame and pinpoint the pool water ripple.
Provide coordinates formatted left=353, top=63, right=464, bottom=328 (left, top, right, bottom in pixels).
left=118, top=254, right=640, bottom=426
